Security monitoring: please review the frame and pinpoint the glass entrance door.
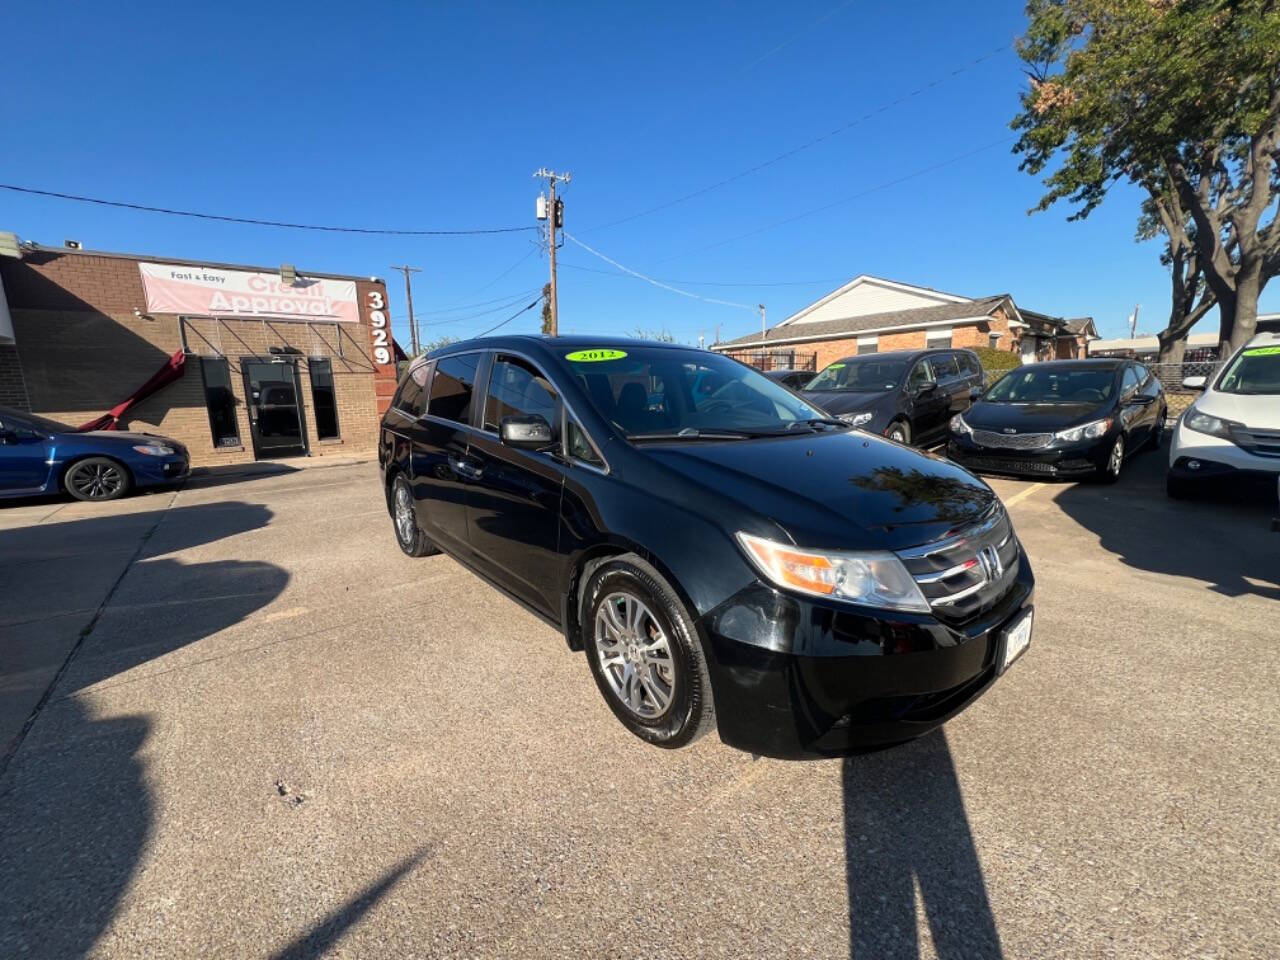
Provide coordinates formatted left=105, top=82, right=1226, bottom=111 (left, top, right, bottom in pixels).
left=242, top=359, right=308, bottom=458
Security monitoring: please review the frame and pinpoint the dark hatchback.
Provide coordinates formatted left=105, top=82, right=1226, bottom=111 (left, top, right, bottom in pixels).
left=947, top=359, right=1167, bottom=482
left=802, top=348, right=984, bottom=447
left=379, top=337, right=1034, bottom=759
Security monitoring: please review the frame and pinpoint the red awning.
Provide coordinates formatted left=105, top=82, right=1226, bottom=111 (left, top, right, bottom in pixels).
left=78, top=348, right=187, bottom=432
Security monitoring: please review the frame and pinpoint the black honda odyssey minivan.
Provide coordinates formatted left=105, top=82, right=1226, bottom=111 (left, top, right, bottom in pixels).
left=379, top=337, right=1034, bottom=759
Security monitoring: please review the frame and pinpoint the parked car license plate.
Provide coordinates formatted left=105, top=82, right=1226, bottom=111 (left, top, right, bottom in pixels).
left=999, top=608, right=1033, bottom=673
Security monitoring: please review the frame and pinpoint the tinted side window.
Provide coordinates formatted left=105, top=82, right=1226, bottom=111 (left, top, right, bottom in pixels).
left=1121, top=366, right=1141, bottom=397
left=907, top=360, right=935, bottom=389
left=393, top=362, right=430, bottom=417
left=567, top=417, right=604, bottom=467
left=428, top=354, right=480, bottom=424
left=484, top=356, right=559, bottom=432
left=960, top=352, right=981, bottom=376
left=931, top=354, right=960, bottom=380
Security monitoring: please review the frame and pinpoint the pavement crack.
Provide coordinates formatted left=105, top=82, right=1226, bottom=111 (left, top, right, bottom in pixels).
left=0, top=495, right=174, bottom=783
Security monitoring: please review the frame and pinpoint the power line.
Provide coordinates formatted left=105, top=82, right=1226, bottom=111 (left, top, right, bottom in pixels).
left=417, top=287, right=544, bottom=316
left=563, top=232, right=755, bottom=313
left=0, top=183, right=536, bottom=236
left=583, top=43, right=1011, bottom=232
left=426, top=288, right=543, bottom=325
left=474, top=298, right=540, bottom=338
left=656, top=135, right=1016, bottom=263
left=558, top=261, right=846, bottom=287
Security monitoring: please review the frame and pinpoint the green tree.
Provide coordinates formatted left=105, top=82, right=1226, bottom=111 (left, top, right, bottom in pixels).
left=1012, top=0, right=1280, bottom=354
left=416, top=335, right=458, bottom=356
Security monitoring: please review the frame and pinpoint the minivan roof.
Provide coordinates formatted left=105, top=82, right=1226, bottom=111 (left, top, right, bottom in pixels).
left=421, top=335, right=695, bottom=361
left=828, top=347, right=978, bottom=364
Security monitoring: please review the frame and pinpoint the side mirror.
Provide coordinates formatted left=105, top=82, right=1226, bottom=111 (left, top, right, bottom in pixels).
left=1181, top=375, right=1207, bottom=390
left=915, top=381, right=937, bottom=396
left=1129, top=393, right=1155, bottom=406
left=500, top=414, right=553, bottom=450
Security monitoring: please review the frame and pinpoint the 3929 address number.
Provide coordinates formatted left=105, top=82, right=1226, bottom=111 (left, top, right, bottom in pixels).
left=368, top=290, right=391, bottom=364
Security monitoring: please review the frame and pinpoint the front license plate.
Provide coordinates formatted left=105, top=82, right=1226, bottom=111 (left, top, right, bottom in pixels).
left=999, top=608, right=1033, bottom=673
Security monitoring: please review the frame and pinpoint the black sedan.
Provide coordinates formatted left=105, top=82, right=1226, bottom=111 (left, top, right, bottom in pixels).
left=379, top=337, right=1034, bottom=759
left=763, top=368, right=815, bottom=390
left=802, top=348, right=984, bottom=447
left=947, top=359, right=1167, bottom=482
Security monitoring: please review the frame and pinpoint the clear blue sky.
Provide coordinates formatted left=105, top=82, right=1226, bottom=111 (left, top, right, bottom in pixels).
left=3, top=0, right=1273, bottom=349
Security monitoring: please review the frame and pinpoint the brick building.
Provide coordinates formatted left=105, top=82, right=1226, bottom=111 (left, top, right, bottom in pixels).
left=0, top=242, right=399, bottom=467
left=712, top=275, right=1095, bottom=371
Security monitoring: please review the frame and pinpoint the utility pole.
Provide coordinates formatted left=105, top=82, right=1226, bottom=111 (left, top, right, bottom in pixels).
left=1128, top=303, right=1140, bottom=339
left=391, top=265, right=422, bottom=354
left=534, top=168, right=570, bottom=336
left=758, top=304, right=767, bottom=339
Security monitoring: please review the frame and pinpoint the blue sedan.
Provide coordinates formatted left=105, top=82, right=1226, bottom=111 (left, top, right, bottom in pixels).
left=0, top=404, right=189, bottom=502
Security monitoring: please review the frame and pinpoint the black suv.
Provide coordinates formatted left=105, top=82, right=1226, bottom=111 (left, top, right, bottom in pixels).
left=802, top=348, right=984, bottom=446
left=379, top=337, right=1034, bottom=759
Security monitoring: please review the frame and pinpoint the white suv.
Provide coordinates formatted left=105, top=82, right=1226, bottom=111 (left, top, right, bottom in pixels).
left=1168, top=330, right=1280, bottom=498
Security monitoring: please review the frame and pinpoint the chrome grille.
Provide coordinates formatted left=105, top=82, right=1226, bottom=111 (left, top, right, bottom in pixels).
left=897, top=505, right=1020, bottom=622
left=971, top=429, right=1052, bottom=450
left=1232, top=426, right=1280, bottom=458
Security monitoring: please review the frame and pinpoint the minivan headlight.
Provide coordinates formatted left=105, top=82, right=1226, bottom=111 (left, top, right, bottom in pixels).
left=949, top=414, right=972, bottom=436
left=736, top=532, right=930, bottom=613
left=839, top=412, right=873, bottom=427
left=132, top=443, right=176, bottom=456
left=1183, top=409, right=1234, bottom=440
left=1054, top=417, right=1112, bottom=443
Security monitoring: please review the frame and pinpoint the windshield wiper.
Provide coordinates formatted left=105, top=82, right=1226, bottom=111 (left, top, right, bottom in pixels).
left=627, top=428, right=752, bottom=441
left=802, top=417, right=849, bottom=429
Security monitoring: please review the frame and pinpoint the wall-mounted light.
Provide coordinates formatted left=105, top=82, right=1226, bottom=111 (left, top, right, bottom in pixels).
left=65, top=240, right=82, bottom=250
left=280, top=264, right=297, bottom=286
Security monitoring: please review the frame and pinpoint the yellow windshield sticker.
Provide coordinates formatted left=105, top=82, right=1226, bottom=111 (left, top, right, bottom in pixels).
left=826, top=362, right=845, bottom=369
left=1242, top=345, right=1280, bottom=356
left=565, top=349, right=627, bottom=362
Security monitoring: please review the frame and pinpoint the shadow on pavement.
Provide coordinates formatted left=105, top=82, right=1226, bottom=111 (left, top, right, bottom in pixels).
left=0, top=502, right=287, bottom=956
left=1051, top=443, right=1278, bottom=600
left=269, top=851, right=428, bottom=960
left=843, top=731, right=1003, bottom=959
left=182, top=461, right=301, bottom=491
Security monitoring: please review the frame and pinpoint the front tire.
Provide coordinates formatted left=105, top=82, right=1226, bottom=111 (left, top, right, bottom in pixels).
left=64, top=457, right=131, bottom=502
left=390, top=473, right=439, bottom=557
left=581, top=555, right=715, bottom=749
left=886, top=420, right=911, bottom=445
left=1098, top=435, right=1125, bottom=484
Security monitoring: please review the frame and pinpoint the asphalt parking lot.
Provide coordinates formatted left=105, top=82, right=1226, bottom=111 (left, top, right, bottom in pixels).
left=1, top=448, right=1277, bottom=959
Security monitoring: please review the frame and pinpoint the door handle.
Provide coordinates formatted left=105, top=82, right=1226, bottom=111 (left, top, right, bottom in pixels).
left=448, top=455, right=482, bottom=480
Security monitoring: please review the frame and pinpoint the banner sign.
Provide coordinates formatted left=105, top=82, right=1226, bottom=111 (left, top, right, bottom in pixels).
left=138, top=262, right=359, bottom=323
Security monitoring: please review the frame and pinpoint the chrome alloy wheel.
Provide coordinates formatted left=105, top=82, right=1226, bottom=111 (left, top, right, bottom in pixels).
left=70, top=462, right=124, bottom=500
left=594, top=592, right=675, bottom=718
left=1108, top=436, right=1125, bottom=476
left=394, top=482, right=416, bottom=545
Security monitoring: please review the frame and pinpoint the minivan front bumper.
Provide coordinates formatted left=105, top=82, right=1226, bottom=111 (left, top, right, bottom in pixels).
left=696, top=558, right=1034, bottom=759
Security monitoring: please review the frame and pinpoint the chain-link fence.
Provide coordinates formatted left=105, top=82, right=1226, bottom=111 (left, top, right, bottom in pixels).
left=1150, top=361, right=1221, bottom=420
left=723, top=349, right=819, bottom=373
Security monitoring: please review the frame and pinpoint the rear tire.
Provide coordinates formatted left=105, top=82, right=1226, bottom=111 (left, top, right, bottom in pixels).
left=390, top=473, right=439, bottom=557
left=886, top=420, right=911, bottom=445
left=581, top=554, right=715, bottom=749
left=64, top=457, right=132, bottom=502
left=1147, top=408, right=1166, bottom=450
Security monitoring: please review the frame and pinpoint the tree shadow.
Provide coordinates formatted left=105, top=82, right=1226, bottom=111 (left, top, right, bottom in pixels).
left=0, top=501, right=286, bottom=956
left=843, top=730, right=1003, bottom=959
left=1051, top=443, right=1278, bottom=600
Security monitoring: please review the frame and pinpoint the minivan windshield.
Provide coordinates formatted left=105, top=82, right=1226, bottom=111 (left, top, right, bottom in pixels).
left=561, top=347, right=830, bottom=438
left=806, top=357, right=908, bottom=392
left=1215, top=344, right=1280, bottom=395
left=984, top=367, right=1117, bottom=404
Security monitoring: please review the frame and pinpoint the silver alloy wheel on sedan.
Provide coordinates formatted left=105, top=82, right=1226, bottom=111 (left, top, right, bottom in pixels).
left=888, top=423, right=908, bottom=443
left=395, top=481, right=416, bottom=545
left=1108, top=435, right=1125, bottom=476
left=594, top=592, right=675, bottom=718
left=69, top=461, right=125, bottom=500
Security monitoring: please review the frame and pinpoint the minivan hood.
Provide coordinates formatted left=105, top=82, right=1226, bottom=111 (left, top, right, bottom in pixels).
left=964, top=401, right=1108, bottom=433
left=802, top=389, right=890, bottom=415
left=644, top=430, right=995, bottom=551
left=1197, top=389, right=1280, bottom=428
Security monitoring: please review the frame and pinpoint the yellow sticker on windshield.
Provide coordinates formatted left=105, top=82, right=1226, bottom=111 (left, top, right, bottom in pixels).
left=826, top=362, right=845, bottom=368
left=565, top=349, right=627, bottom=362
left=1242, top=345, right=1280, bottom=356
